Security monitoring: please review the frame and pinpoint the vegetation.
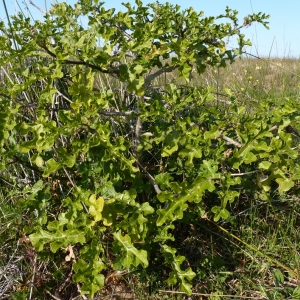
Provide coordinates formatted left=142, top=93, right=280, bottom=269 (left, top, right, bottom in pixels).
left=0, top=0, right=300, bottom=299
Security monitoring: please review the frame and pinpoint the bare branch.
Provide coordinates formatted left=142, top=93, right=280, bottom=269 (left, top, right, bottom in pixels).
left=220, top=125, right=279, bottom=149
left=98, top=110, right=140, bottom=117
left=45, top=290, right=61, bottom=300
left=221, top=135, right=243, bottom=148
left=135, top=159, right=162, bottom=194
left=29, top=0, right=46, bottom=14
left=230, top=170, right=260, bottom=176
left=38, top=44, right=118, bottom=75
left=144, top=65, right=178, bottom=87
left=269, top=125, right=277, bottom=132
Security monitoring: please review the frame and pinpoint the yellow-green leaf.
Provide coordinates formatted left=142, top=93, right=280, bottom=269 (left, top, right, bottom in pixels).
left=89, top=194, right=104, bottom=222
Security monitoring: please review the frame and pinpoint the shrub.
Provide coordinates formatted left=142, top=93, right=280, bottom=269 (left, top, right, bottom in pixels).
left=1, top=0, right=298, bottom=297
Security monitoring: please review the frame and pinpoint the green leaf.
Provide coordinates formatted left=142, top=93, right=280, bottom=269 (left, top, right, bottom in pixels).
left=156, top=198, right=189, bottom=226
left=243, top=151, right=257, bottom=164
left=139, top=202, right=154, bottom=216
left=161, top=245, right=196, bottom=296
left=179, top=146, right=202, bottom=166
left=43, top=158, right=62, bottom=177
left=220, top=208, right=230, bottom=219
left=200, top=160, right=220, bottom=178
left=276, top=178, right=294, bottom=194
left=292, top=285, right=300, bottom=299
left=155, top=173, right=173, bottom=189
left=204, top=129, right=220, bottom=140
left=73, top=239, right=106, bottom=298
left=157, top=177, right=215, bottom=226
left=88, top=194, right=104, bottom=223
left=31, top=153, right=44, bottom=167
left=113, top=231, right=148, bottom=269
left=154, top=224, right=175, bottom=243
left=18, top=122, right=57, bottom=153
left=231, top=141, right=254, bottom=168
left=29, top=226, right=86, bottom=253
left=133, top=64, right=143, bottom=74
left=273, top=269, right=284, bottom=286
left=56, top=147, right=76, bottom=168
left=178, top=62, right=192, bottom=81
left=162, top=130, right=181, bottom=157
left=73, top=259, right=105, bottom=297
left=259, top=161, right=272, bottom=170
left=211, top=206, right=221, bottom=221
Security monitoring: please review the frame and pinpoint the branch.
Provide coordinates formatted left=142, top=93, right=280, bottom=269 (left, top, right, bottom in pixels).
left=221, top=135, right=243, bottom=148
left=114, top=24, right=134, bottom=41
left=230, top=170, right=260, bottom=176
left=134, top=117, right=142, bottom=152
left=98, top=110, right=140, bottom=117
left=144, top=65, right=178, bottom=87
left=63, top=59, right=117, bottom=75
left=220, top=125, right=280, bottom=148
left=11, top=156, right=43, bottom=174
left=135, top=159, right=162, bottom=194
left=269, top=125, right=277, bottom=132
left=0, top=176, right=14, bottom=186
left=38, top=44, right=118, bottom=75
left=45, top=290, right=61, bottom=300
left=29, top=0, right=46, bottom=14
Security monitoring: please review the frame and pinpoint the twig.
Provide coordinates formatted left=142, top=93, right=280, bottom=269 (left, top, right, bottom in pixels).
left=29, top=0, right=46, bottom=14
left=55, top=89, right=73, bottom=103
left=135, top=159, right=162, bottom=194
left=218, top=125, right=278, bottom=149
left=57, top=267, right=74, bottom=295
left=144, top=65, right=178, bottom=87
left=12, top=156, right=43, bottom=174
left=0, top=176, right=14, bottom=186
left=230, top=170, right=260, bottom=176
left=221, top=134, right=243, bottom=148
left=62, top=167, right=75, bottom=187
left=45, top=290, right=61, bottom=300
left=134, top=116, right=142, bottom=152
left=0, top=295, right=11, bottom=299
left=28, top=255, right=37, bottom=300
left=76, top=284, right=88, bottom=300
left=115, top=24, right=134, bottom=42
left=269, top=125, right=277, bottom=132
left=38, top=44, right=118, bottom=75
left=98, top=110, right=140, bottom=117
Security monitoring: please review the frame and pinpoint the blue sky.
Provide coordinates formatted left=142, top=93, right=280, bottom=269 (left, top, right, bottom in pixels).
left=1, top=0, right=299, bottom=58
